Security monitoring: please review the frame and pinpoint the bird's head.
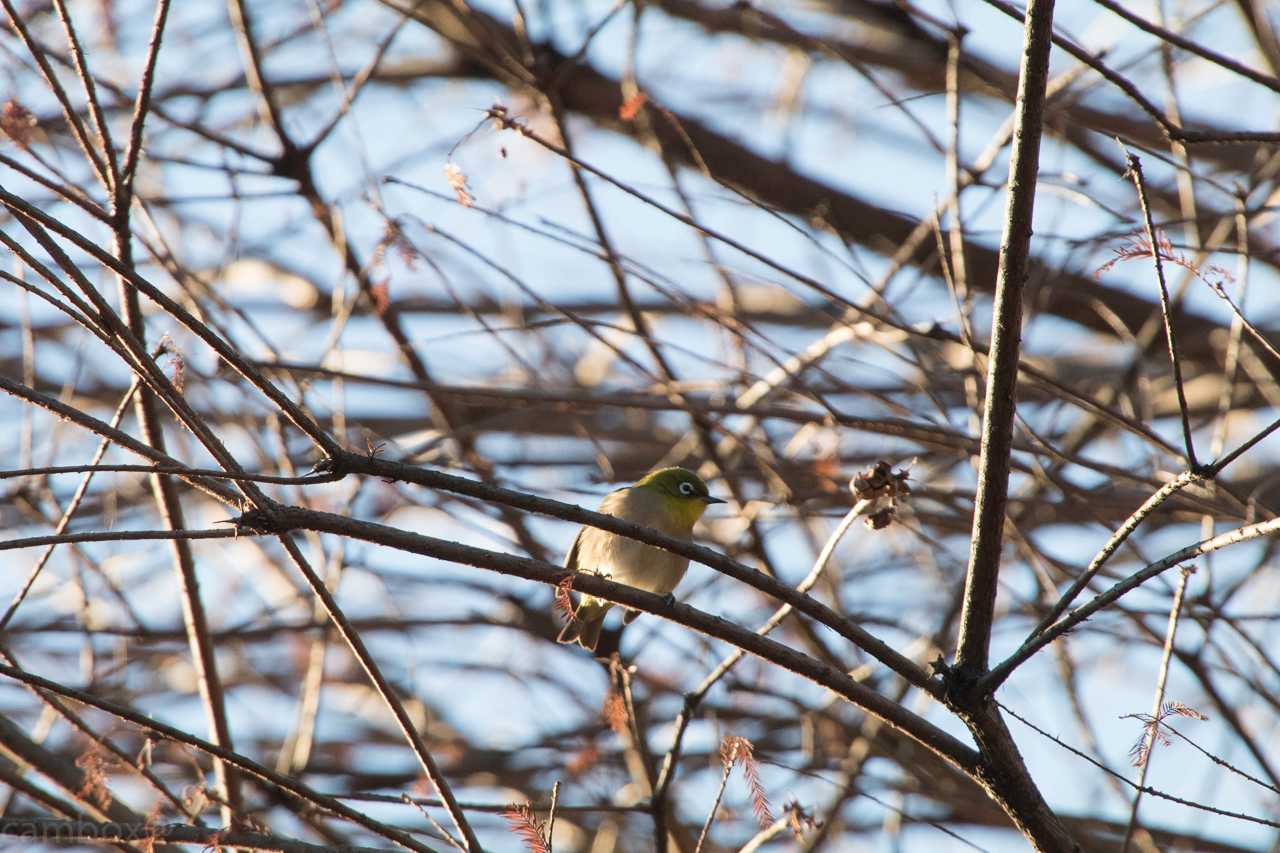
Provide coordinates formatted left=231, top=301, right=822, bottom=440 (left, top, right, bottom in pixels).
left=634, top=467, right=724, bottom=527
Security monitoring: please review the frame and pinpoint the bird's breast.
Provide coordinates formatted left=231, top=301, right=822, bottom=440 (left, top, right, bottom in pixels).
left=576, top=529, right=691, bottom=595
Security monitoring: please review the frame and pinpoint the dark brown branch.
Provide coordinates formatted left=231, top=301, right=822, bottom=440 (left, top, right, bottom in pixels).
left=953, top=0, right=1054, bottom=679
left=232, top=500, right=983, bottom=772
left=946, top=0, right=1079, bottom=848
left=334, top=450, right=939, bottom=695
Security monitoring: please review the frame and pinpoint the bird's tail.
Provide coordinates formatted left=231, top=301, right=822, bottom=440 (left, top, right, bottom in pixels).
left=557, top=598, right=611, bottom=652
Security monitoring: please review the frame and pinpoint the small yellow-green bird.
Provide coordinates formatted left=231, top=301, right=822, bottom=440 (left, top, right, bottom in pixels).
left=557, top=467, right=724, bottom=652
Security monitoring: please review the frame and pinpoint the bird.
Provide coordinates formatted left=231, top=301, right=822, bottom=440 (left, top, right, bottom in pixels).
left=556, top=467, right=724, bottom=653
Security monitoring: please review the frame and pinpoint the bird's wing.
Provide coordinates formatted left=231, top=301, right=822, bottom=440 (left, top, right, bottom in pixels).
left=564, top=527, right=587, bottom=571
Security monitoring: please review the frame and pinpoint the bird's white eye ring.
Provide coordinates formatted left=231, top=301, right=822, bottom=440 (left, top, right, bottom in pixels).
left=679, top=482, right=695, bottom=496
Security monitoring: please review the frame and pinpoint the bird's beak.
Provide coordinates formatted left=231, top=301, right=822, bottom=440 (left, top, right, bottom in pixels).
left=703, top=496, right=726, bottom=504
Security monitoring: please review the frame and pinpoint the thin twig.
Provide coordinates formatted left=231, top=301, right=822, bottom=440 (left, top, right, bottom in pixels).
left=118, top=0, right=173, bottom=197
left=1089, top=0, right=1280, bottom=94
left=692, top=755, right=734, bottom=853
left=1136, top=713, right=1280, bottom=796
left=988, top=514, right=1280, bottom=689
left=0, top=660, right=438, bottom=852
left=0, top=373, right=140, bottom=630
left=0, top=374, right=240, bottom=506
left=1118, top=145, right=1197, bottom=468
left=275, top=533, right=482, bottom=850
left=0, top=529, right=248, bottom=552
left=989, top=470, right=1203, bottom=687
left=399, top=793, right=467, bottom=851
left=652, top=504, right=863, bottom=813
left=0, top=186, right=340, bottom=456
left=0, top=463, right=343, bottom=485
left=0, top=0, right=111, bottom=184
left=545, top=781, right=561, bottom=852
left=1121, top=566, right=1193, bottom=851
left=50, top=0, right=121, bottom=190
left=1003, top=701, right=1280, bottom=829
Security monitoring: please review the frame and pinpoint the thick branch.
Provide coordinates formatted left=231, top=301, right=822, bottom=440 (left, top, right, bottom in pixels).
left=238, top=500, right=982, bottom=773
left=947, top=0, right=1080, bottom=849
left=953, top=0, right=1054, bottom=678
left=335, top=450, right=938, bottom=695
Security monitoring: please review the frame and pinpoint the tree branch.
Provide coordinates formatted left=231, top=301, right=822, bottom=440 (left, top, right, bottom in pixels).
left=232, top=500, right=982, bottom=773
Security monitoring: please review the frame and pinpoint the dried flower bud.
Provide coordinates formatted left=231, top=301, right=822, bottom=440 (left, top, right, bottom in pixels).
left=849, top=460, right=911, bottom=528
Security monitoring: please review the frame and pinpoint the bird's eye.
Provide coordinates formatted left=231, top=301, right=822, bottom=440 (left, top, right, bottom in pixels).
left=679, top=482, right=695, bottom=496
